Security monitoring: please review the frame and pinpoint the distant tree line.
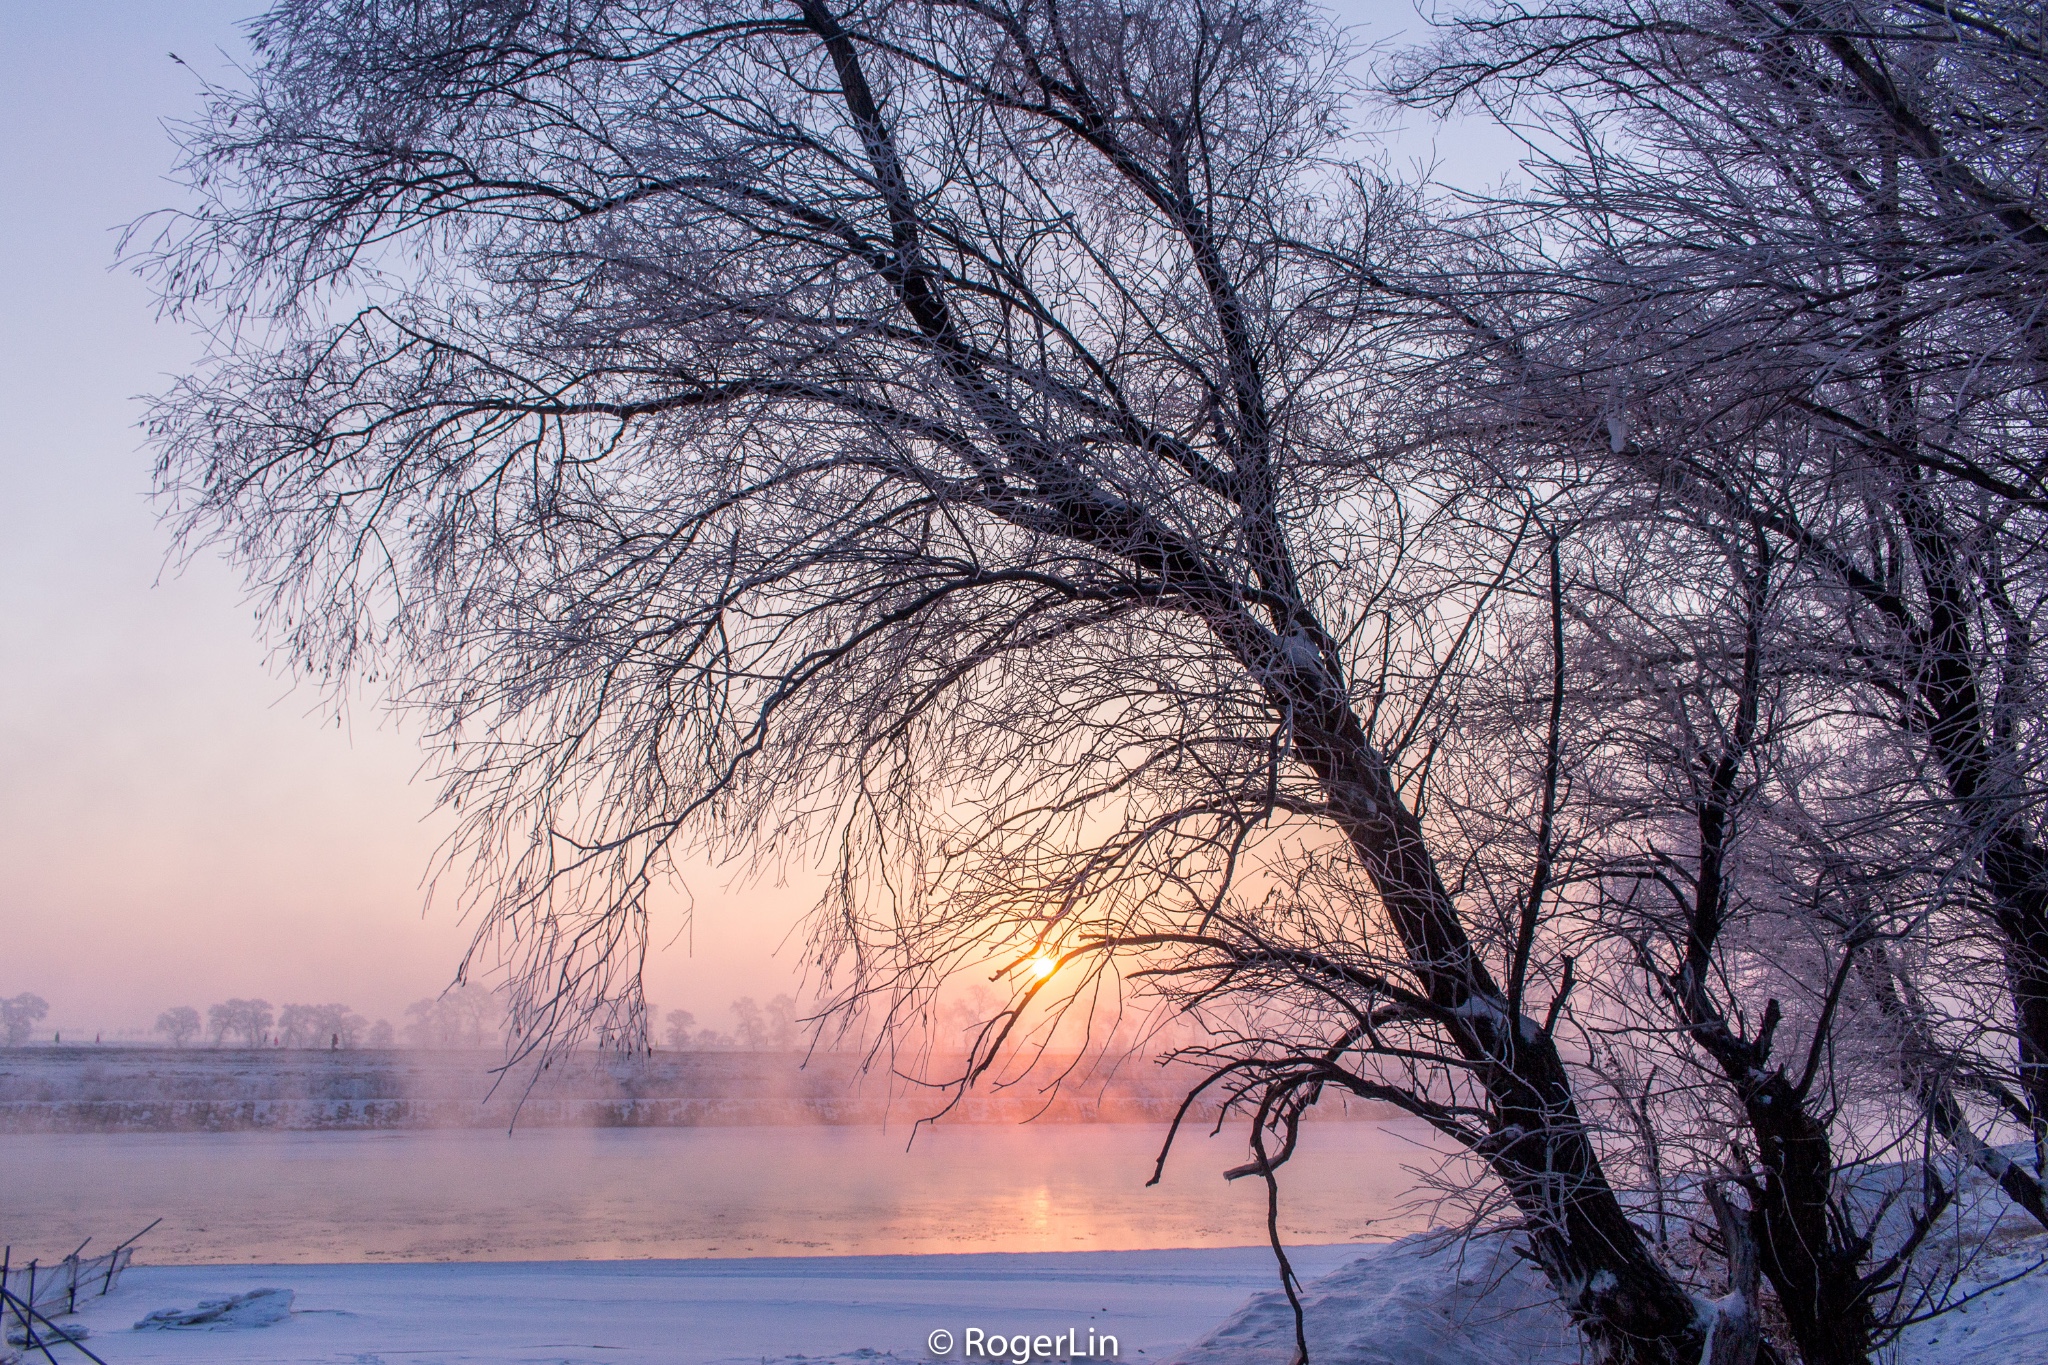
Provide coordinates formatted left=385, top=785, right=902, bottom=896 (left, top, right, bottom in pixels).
left=135, top=985, right=518, bottom=1049
left=400, top=985, right=501, bottom=1048
left=154, top=998, right=398, bottom=1048
left=661, top=995, right=800, bottom=1051
left=11, top=984, right=1042, bottom=1055
left=9, top=990, right=519, bottom=1050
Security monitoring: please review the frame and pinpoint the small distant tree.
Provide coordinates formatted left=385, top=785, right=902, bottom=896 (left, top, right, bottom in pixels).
left=402, top=985, right=502, bottom=1048
left=367, top=1019, right=395, bottom=1048
left=729, top=996, right=803, bottom=1051
left=154, top=1006, right=201, bottom=1047
left=938, top=988, right=1001, bottom=1054
left=730, top=998, right=763, bottom=1049
left=280, top=1003, right=368, bottom=1048
left=401, top=998, right=440, bottom=1047
left=2, top=993, right=49, bottom=1047
left=208, top=998, right=274, bottom=1048
left=329, top=1005, right=367, bottom=1048
left=662, top=1009, right=697, bottom=1051
left=279, top=1003, right=317, bottom=1048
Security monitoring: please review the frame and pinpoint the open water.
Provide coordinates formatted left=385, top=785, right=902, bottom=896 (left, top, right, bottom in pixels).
left=1, top=1120, right=1460, bottom=1264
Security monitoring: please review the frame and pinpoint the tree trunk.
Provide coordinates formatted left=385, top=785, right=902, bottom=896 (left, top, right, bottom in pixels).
left=1983, top=838, right=2048, bottom=1145
left=794, top=7, right=1702, bottom=1355
left=1668, top=589, right=1871, bottom=1365
left=1860, top=946, right=2048, bottom=1229
left=1703, top=1183, right=1762, bottom=1365
left=1290, top=688, right=1704, bottom=1364
left=1684, top=996, right=1873, bottom=1365
left=1743, top=1069, right=1873, bottom=1365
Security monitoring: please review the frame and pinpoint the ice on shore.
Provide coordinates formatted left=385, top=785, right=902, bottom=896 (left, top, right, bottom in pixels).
left=135, top=1286, right=293, bottom=1330
left=6, top=1320, right=90, bottom=1349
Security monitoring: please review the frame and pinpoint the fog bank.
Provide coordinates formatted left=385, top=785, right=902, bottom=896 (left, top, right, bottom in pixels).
left=0, top=1046, right=1402, bottom=1132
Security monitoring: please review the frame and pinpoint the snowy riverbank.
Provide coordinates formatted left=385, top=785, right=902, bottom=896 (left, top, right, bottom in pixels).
left=1173, top=1223, right=2048, bottom=1365
left=37, top=1231, right=2048, bottom=1365
left=40, top=1246, right=1358, bottom=1363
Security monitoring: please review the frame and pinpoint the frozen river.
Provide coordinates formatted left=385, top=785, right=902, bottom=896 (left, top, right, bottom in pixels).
left=2, top=1120, right=1456, bottom=1265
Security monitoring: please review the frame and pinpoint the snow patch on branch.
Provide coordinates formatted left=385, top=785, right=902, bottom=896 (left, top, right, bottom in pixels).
left=1449, top=995, right=1541, bottom=1043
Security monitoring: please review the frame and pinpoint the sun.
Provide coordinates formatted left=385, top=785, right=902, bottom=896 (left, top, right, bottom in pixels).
left=1026, top=952, right=1059, bottom=981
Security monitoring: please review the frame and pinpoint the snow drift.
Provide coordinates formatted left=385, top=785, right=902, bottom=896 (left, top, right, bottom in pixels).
left=1168, top=1225, right=2048, bottom=1365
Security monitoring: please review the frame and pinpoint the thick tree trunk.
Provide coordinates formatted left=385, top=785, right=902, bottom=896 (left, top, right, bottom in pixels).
left=1898, top=622, right=2048, bottom=1143
left=1683, top=991, right=1872, bottom=1365
left=1982, top=838, right=2048, bottom=1143
left=1742, top=1068, right=1873, bottom=1365
left=1289, top=686, right=1703, bottom=1364
left=1669, top=595, right=1871, bottom=1365
left=1884, top=335, right=2048, bottom=1153
left=1703, top=1183, right=1762, bottom=1365
left=794, top=9, right=1700, bottom=1356
left=1860, top=947, right=2048, bottom=1230
left=1484, top=1047, right=1706, bottom=1364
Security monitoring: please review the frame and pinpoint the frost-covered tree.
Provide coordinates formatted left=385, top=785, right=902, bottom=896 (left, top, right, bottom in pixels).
left=207, top=998, right=274, bottom=1048
left=1378, top=4, right=2048, bottom=1359
left=731, top=996, right=800, bottom=1051
left=402, top=986, right=502, bottom=1048
left=662, top=1009, right=697, bottom=1051
left=1394, top=0, right=2048, bottom=1174
left=139, top=0, right=1719, bottom=1356
left=280, top=1002, right=369, bottom=1048
left=2, top=993, right=49, bottom=1047
left=154, top=1005, right=202, bottom=1047
left=278, top=1003, right=317, bottom=1048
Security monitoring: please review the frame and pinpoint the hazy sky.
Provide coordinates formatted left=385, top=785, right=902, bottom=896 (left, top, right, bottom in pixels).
left=0, top=0, right=1517, bottom=1038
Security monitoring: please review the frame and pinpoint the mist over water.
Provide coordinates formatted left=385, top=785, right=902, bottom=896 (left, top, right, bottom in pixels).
left=4, top=1122, right=1458, bottom=1266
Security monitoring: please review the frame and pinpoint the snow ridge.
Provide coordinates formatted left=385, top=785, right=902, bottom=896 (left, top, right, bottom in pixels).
left=1169, top=1225, right=2048, bottom=1365
left=1167, top=1233, right=1577, bottom=1365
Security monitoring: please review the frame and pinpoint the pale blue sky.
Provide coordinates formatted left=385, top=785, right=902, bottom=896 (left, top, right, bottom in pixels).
left=0, top=0, right=1516, bottom=1037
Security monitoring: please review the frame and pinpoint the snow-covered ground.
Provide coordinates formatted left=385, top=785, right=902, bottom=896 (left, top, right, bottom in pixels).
left=1173, top=1233, right=1577, bottom=1365
left=1173, top=1224, right=2048, bottom=1365
left=38, top=1228, right=2046, bottom=1365
left=45, top=1246, right=1362, bottom=1364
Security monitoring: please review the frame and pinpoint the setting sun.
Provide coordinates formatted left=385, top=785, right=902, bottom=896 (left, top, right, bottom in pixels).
left=1026, top=953, right=1059, bottom=981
